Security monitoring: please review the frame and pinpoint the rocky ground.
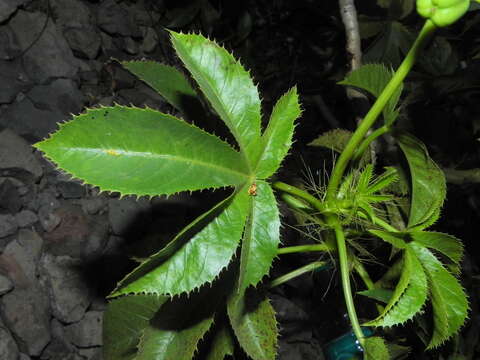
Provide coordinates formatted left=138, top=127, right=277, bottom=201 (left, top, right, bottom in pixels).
left=0, top=1, right=327, bottom=359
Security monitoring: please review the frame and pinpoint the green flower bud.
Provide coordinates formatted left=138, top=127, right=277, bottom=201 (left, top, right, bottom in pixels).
left=417, top=0, right=470, bottom=27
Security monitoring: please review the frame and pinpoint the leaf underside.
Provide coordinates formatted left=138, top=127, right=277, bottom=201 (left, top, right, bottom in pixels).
left=35, top=106, right=249, bottom=197
left=396, top=132, right=446, bottom=230
left=120, top=60, right=198, bottom=114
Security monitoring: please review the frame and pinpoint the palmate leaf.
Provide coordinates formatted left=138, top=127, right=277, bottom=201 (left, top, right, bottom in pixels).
left=35, top=106, right=249, bottom=197
left=170, top=31, right=262, bottom=162
left=110, top=189, right=249, bottom=297
left=396, top=132, right=446, bottom=230
left=238, top=181, right=281, bottom=292
left=410, top=243, right=469, bottom=349
left=120, top=60, right=198, bottom=114
left=255, top=87, right=301, bottom=178
left=227, top=288, right=278, bottom=360
left=103, top=294, right=167, bottom=360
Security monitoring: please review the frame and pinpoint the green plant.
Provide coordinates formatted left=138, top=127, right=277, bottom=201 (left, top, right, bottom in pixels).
left=34, top=2, right=473, bottom=359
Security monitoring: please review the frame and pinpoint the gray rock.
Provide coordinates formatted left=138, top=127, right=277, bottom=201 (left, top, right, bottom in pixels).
left=0, top=214, right=18, bottom=238
left=0, top=0, right=29, bottom=23
left=57, top=181, right=86, bottom=199
left=3, top=234, right=42, bottom=283
left=78, top=347, right=102, bottom=360
left=0, top=322, right=20, bottom=360
left=40, top=254, right=92, bottom=323
left=8, top=10, right=78, bottom=84
left=15, top=209, right=38, bottom=228
left=0, top=25, right=22, bottom=60
left=40, top=318, right=78, bottom=360
left=51, top=0, right=101, bottom=59
left=1, top=79, right=84, bottom=140
left=17, top=229, right=43, bottom=262
left=19, top=354, right=31, bottom=360
left=0, top=178, right=22, bottom=214
left=278, top=339, right=325, bottom=360
left=108, top=197, right=151, bottom=235
left=97, top=0, right=140, bottom=37
left=0, top=129, right=43, bottom=182
left=44, top=205, right=108, bottom=258
left=0, top=274, right=13, bottom=295
left=65, top=311, right=103, bottom=347
left=38, top=206, right=61, bottom=233
left=80, top=197, right=106, bottom=215
left=141, top=27, right=158, bottom=53
left=0, top=59, right=31, bottom=104
left=0, top=286, right=51, bottom=356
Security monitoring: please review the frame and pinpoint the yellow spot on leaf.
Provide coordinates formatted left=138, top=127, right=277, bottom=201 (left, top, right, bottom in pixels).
left=104, top=149, right=120, bottom=156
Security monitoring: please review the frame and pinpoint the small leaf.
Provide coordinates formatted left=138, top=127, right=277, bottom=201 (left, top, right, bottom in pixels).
left=121, top=61, right=198, bottom=113
left=170, top=31, right=262, bottom=162
left=364, top=336, right=390, bottom=360
left=358, top=288, right=393, bottom=304
left=366, top=248, right=427, bottom=327
left=35, top=106, right=250, bottom=197
left=135, top=287, right=219, bottom=360
left=255, top=87, right=301, bottom=178
left=227, top=288, right=278, bottom=360
left=369, top=230, right=407, bottom=249
left=396, top=132, right=446, bottom=230
left=103, top=294, right=167, bottom=360
left=308, top=128, right=353, bottom=153
left=366, top=167, right=399, bottom=194
left=206, top=325, right=235, bottom=360
left=238, top=181, right=281, bottom=292
left=339, top=63, right=402, bottom=125
left=410, top=231, right=463, bottom=265
left=410, top=243, right=469, bottom=349
left=111, top=189, right=249, bottom=297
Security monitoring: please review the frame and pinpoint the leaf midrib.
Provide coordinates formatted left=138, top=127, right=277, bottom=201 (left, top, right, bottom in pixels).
left=62, top=147, right=251, bottom=179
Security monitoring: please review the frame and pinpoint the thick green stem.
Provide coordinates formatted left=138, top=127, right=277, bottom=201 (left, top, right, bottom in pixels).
left=277, top=243, right=334, bottom=255
left=352, top=125, right=389, bottom=162
left=269, top=261, right=329, bottom=288
left=325, top=20, right=436, bottom=201
left=332, top=219, right=365, bottom=346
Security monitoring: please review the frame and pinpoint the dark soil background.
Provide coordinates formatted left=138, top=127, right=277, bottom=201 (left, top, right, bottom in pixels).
left=1, top=0, right=480, bottom=359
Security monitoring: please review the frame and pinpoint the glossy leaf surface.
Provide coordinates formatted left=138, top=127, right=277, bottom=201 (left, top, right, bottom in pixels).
left=227, top=289, right=278, bottom=360
left=170, top=31, right=262, bottom=161
left=411, top=243, right=469, bottom=348
left=121, top=60, right=198, bottom=113
left=238, top=181, right=280, bottom=292
left=396, top=132, right=446, bottom=230
left=367, top=248, right=427, bottom=327
left=35, top=106, right=249, bottom=197
left=103, top=294, right=167, bottom=360
left=111, top=190, right=249, bottom=297
left=255, top=87, right=301, bottom=178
